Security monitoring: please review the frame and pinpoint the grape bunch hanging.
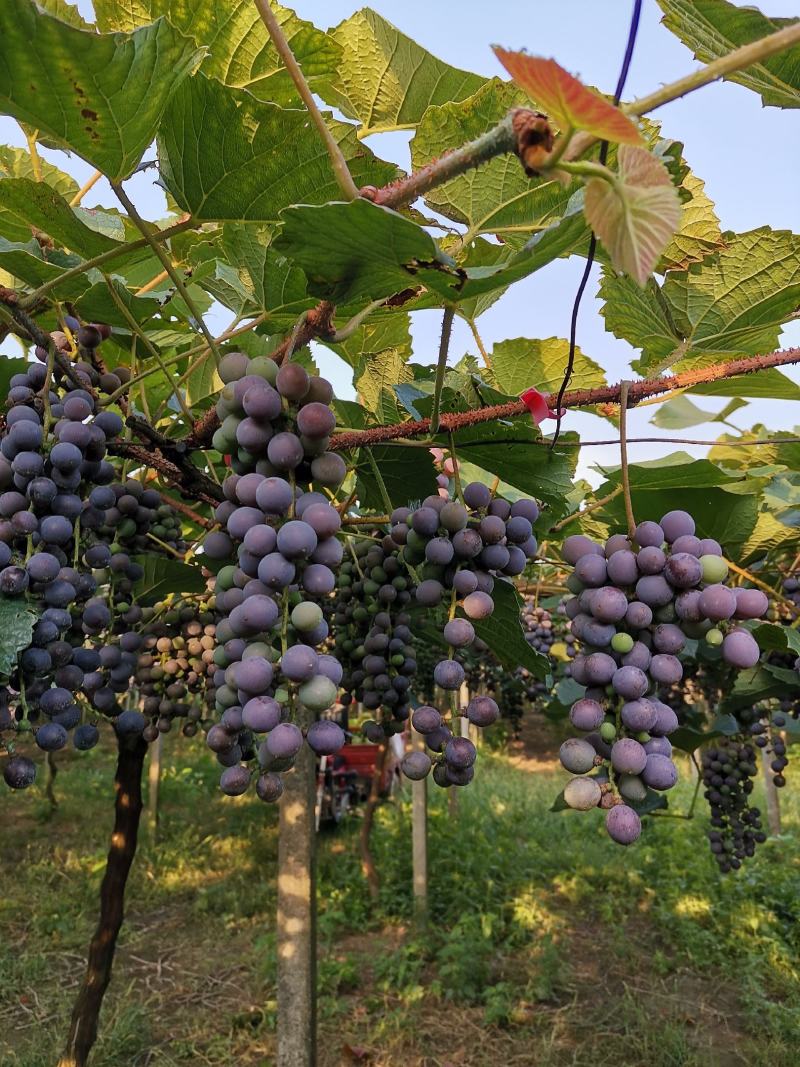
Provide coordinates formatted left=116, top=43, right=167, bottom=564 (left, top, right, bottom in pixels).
left=201, top=353, right=346, bottom=802
left=558, top=510, right=768, bottom=844
left=0, top=325, right=170, bottom=788
left=387, top=483, right=540, bottom=788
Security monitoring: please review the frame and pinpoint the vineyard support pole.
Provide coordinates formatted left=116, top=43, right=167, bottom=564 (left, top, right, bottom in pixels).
left=147, top=731, right=163, bottom=840
left=761, top=747, right=781, bottom=836
left=411, top=728, right=428, bottom=926
left=276, top=705, right=317, bottom=1067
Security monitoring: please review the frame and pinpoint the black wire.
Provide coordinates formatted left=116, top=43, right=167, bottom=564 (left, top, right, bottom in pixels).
left=551, top=0, right=643, bottom=447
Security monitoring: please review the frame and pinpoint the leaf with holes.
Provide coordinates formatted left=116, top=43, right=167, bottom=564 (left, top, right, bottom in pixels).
left=492, top=49, right=642, bottom=143
left=584, top=147, right=681, bottom=286
left=0, top=0, right=203, bottom=180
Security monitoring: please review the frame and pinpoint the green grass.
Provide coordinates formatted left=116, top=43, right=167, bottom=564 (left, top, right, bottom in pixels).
left=1, top=732, right=799, bottom=1066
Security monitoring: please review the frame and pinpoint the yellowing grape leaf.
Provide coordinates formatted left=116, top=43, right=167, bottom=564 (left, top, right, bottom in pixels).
left=492, top=50, right=642, bottom=144
left=584, top=146, right=681, bottom=286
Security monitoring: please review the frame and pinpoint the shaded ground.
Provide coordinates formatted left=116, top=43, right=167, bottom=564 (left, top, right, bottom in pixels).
left=1, top=720, right=799, bottom=1066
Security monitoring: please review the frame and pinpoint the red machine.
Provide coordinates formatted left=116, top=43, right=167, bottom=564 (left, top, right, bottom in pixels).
left=315, top=740, right=401, bottom=827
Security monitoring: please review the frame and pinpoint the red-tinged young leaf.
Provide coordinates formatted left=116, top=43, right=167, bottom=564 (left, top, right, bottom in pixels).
left=492, top=49, right=643, bottom=145
left=584, top=146, right=681, bottom=286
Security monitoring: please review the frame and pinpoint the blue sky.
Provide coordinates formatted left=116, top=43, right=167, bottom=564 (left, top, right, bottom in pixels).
left=1, top=0, right=799, bottom=483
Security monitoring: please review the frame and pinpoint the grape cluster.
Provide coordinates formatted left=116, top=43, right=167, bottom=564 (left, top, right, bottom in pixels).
left=701, top=739, right=766, bottom=871
left=781, top=575, right=800, bottom=610
left=388, top=483, right=540, bottom=787
left=331, top=531, right=416, bottom=739
left=558, top=510, right=769, bottom=844
left=202, top=361, right=347, bottom=800
left=135, top=593, right=218, bottom=741
left=209, top=350, right=346, bottom=487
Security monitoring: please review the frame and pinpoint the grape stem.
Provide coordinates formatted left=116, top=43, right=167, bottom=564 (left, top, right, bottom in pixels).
left=363, top=448, right=394, bottom=516
left=550, top=485, right=624, bottom=533
left=429, top=307, right=456, bottom=436
left=618, top=381, right=636, bottom=542
left=448, top=432, right=464, bottom=504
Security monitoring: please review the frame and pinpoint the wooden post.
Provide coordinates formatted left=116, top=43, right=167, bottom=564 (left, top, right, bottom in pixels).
left=411, top=728, right=428, bottom=925
left=448, top=684, right=470, bottom=816
left=276, top=708, right=317, bottom=1067
left=147, top=731, right=163, bottom=839
left=58, top=734, right=147, bottom=1067
left=761, top=746, right=781, bottom=836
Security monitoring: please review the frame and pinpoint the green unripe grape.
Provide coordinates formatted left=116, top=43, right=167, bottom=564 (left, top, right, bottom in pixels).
left=566, top=574, right=584, bottom=594
left=115, top=601, right=130, bottom=613
left=370, top=567, right=387, bottom=583
left=705, top=627, right=724, bottom=647
left=611, top=632, right=634, bottom=653
left=636, top=732, right=651, bottom=743
left=249, top=356, right=279, bottom=384
left=17, top=720, right=32, bottom=733
left=110, top=542, right=122, bottom=554
left=221, top=413, right=241, bottom=440
left=217, top=565, right=237, bottom=591
left=363, top=580, right=379, bottom=596
left=298, top=675, right=337, bottom=712
left=288, top=589, right=302, bottom=607
left=213, top=646, right=229, bottom=667
left=701, top=554, right=728, bottom=583
left=212, top=428, right=229, bottom=452
left=600, top=721, right=617, bottom=742
left=274, top=687, right=289, bottom=705
left=216, top=685, right=238, bottom=709
left=292, top=602, right=324, bottom=632
left=392, top=577, right=407, bottom=591
left=391, top=654, right=405, bottom=667
left=119, top=518, right=137, bottom=539
left=655, top=603, right=676, bottom=623
left=338, top=574, right=352, bottom=588
left=243, top=641, right=271, bottom=659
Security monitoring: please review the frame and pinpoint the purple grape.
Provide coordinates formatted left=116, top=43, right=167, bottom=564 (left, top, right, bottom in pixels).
left=675, top=589, right=703, bottom=621
left=612, top=665, right=648, bottom=700
left=722, top=628, right=760, bottom=669
left=575, top=554, right=607, bottom=587
left=663, top=552, right=703, bottom=589
left=606, top=804, right=641, bottom=845
left=611, top=738, right=647, bottom=774
left=650, top=701, right=679, bottom=737
left=649, top=654, right=683, bottom=684
left=204, top=531, right=234, bottom=560
left=266, top=722, right=303, bottom=759
left=635, top=575, right=673, bottom=608
left=463, top=482, right=491, bottom=510
left=310, top=452, right=346, bottom=487
left=636, top=546, right=666, bottom=576
left=36, top=722, right=68, bottom=751
left=621, top=642, right=651, bottom=671
left=243, top=524, right=278, bottom=556
left=256, top=773, right=284, bottom=802
left=425, top=725, right=453, bottom=753
left=452, top=529, right=483, bottom=559
left=434, top=659, right=465, bottom=689
left=463, top=591, right=494, bottom=619
left=659, top=510, right=695, bottom=542
left=297, top=402, right=335, bottom=439
left=444, top=736, right=477, bottom=769
left=698, top=584, right=736, bottom=621
left=276, top=362, right=310, bottom=401
left=671, top=534, right=702, bottom=557
left=644, top=736, right=672, bottom=757
left=258, top=553, right=296, bottom=590
left=276, top=520, right=317, bottom=560
left=302, top=503, right=341, bottom=539
left=625, top=601, right=653, bottom=629
left=652, top=624, right=685, bottom=654
left=641, top=753, right=678, bottom=790
left=220, top=765, right=251, bottom=796
left=562, top=535, right=603, bottom=564
left=584, top=652, right=617, bottom=685
left=307, top=720, right=345, bottom=755
left=416, top=579, right=444, bottom=607
left=634, top=521, right=663, bottom=548
left=281, top=644, right=319, bottom=682
left=606, top=550, right=638, bottom=586
left=466, top=695, right=498, bottom=727
left=569, top=698, right=605, bottom=731
left=115, top=710, right=146, bottom=736
left=559, top=738, right=597, bottom=773
left=621, top=698, right=657, bottom=732
left=267, top=432, right=304, bottom=470
left=698, top=537, right=722, bottom=556
left=231, top=657, right=273, bottom=695
left=26, top=552, right=61, bottom=584
left=412, top=706, right=441, bottom=733
left=443, top=618, right=475, bottom=648
left=242, top=383, right=282, bottom=420
left=401, top=751, right=432, bottom=780
left=733, top=588, right=768, bottom=620
left=3, top=755, right=36, bottom=789
left=590, top=586, right=629, bottom=623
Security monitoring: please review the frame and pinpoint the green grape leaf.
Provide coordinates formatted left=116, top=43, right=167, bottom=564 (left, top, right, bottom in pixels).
left=0, top=147, right=80, bottom=243
left=648, top=394, right=748, bottom=430
left=656, top=0, right=800, bottom=109
left=322, top=313, right=411, bottom=370
left=446, top=419, right=579, bottom=519
left=133, top=557, right=207, bottom=605
left=74, top=276, right=160, bottom=327
left=740, top=510, right=800, bottom=563
left=0, top=237, right=89, bottom=300
left=319, top=8, right=485, bottom=136
left=220, top=224, right=316, bottom=326
left=751, top=623, right=800, bottom=658
left=689, top=369, right=800, bottom=401
left=601, top=228, right=800, bottom=375
left=158, top=74, right=398, bottom=223
left=473, top=579, right=550, bottom=681
left=0, top=0, right=203, bottom=180
left=490, top=337, right=606, bottom=397
left=354, top=349, right=413, bottom=415
left=0, top=178, right=123, bottom=258
left=0, top=597, right=37, bottom=678
left=410, top=79, right=574, bottom=245
left=94, top=0, right=340, bottom=107
left=659, top=172, right=724, bottom=271
left=354, top=445, right=437, bottom=513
